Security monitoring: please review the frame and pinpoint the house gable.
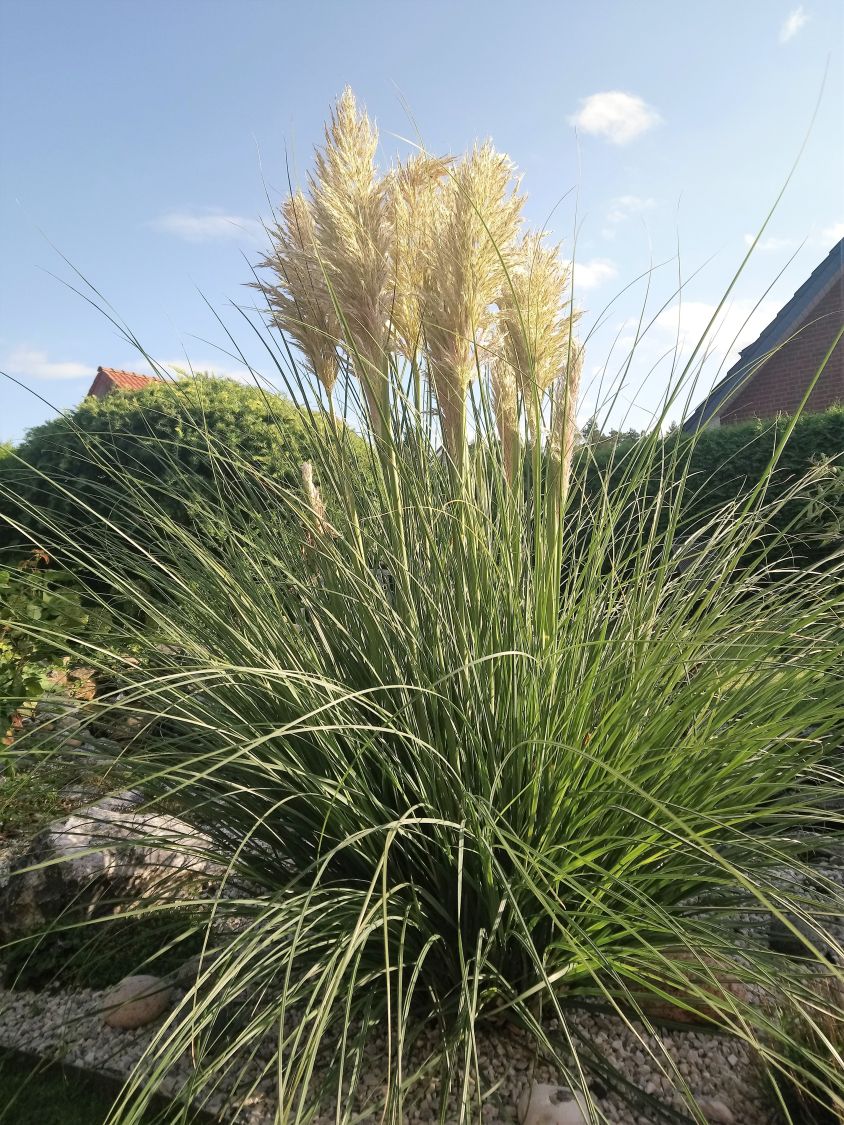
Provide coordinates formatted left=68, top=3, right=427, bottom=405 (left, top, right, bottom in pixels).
left=86, top=367, right=158, bottom=399
left=683, top=238, right=844, bottom=430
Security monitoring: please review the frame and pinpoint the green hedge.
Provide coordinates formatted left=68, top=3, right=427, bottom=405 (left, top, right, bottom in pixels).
left=0, top=376, right=371, bottom=555
left=577, top=407, right=844, bottom=564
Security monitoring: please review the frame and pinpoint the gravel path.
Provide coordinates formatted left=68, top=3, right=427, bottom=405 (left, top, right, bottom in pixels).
left=0, top=980, right=778, bottom=1124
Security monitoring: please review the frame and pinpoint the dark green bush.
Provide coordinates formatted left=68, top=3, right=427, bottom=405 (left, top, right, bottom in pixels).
left=577, top=407, right=844, bottom=565
left=1, top=908, right=208, bottom=992
left=0, top=375, right=371, bottom=555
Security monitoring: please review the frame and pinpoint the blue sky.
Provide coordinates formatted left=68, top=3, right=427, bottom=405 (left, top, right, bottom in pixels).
left=1, top=0, right=842, bottom=442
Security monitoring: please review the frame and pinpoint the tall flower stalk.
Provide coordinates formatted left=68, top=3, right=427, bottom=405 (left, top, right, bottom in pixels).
left=418, top=143, right=525, bottom=470
left=256, top=191, right=340, bottom=397
left=308, top=88, right=393, bottom=441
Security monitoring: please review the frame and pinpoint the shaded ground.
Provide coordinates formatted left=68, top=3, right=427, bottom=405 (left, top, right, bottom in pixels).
left=0, top=1048, right=131, bottom=1124
left=0, top=1048, right=209, bottom=1124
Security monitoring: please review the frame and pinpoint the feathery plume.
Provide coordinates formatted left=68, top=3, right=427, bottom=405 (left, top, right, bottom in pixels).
left=549, top=342, right=584, bottom=498
left=256, top=191, right=340, bottom=394
left=309, top=88, right=392, bottom=432
left=486, top=328, right=519, bottom=482
left=420, top=143, right=525, bottom=463
left=498, top=232, right=579, bottom=438
left=301, top=460, right=333, bottom=539
left=385, top=153, right=451, bottom=359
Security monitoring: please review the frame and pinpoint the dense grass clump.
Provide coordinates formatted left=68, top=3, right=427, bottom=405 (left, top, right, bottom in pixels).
left=1, top=88, right=842, bottom=1124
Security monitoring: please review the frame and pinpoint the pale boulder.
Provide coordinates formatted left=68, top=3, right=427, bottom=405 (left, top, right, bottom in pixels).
left=518, top=1081, right=589, bottom=1125
left=102, top=974, right=173, bottom=1029
left=0, top=801, right=213, bottom=941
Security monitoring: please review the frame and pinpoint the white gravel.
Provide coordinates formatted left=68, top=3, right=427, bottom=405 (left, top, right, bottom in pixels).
left=0, top=979, right=779, bottom=1124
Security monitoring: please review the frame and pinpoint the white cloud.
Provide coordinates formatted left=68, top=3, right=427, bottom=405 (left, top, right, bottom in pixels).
left=567, top=258, right=619, bottom=291
left=742, top=233, right=796, bottom=251
left=568, top=92, right=661, bottom=145
left=2, top=346, right=90, bottom=380
left=150, top=210, right=261, bottom=243
left=653, top=298, right=780, bottom=365
left=779, top=6, right=808, bottom=43
left=605, top=195, right=656, bottom=229
left=820, top=221, right=844, bottom=243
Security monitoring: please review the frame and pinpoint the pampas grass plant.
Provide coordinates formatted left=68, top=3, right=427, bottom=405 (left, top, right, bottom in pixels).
left=1, top=88, right=843, bottom=1125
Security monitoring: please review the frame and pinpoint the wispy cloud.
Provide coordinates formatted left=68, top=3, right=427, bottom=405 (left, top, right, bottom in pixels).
left=603, top=195, right=656, bottom=237
left=568, top=92, right=661, bottom=145
left=567, top=258, right=619, bottom=290
left=742, top=233, right=797, bottom=252
left=150, top=209, right=262, bottom=243
left=2, top=346, right=90, bottom=381
left=607, top=195, right=656, bottom=224
left=743, top=223, right=843, bottom=251
left=779, top=6, right=808, bottom=43
left=653, top=299, right=780, bottom=363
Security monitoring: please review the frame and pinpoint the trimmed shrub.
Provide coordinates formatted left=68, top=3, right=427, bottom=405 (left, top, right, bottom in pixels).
left=0, top=376, right=371, bottom=554
left=578, top=407, right=844, bottom=564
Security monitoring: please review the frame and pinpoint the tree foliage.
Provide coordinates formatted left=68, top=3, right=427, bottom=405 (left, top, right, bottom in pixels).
left=0, top=376, right=370, bottom=552
left=0, top=552, right=88, bottom=740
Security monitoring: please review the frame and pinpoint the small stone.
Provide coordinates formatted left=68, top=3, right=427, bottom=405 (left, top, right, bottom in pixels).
left=695, top=1097, right=734, bottom=1124
left=101, top=974, right=172, bottom=1029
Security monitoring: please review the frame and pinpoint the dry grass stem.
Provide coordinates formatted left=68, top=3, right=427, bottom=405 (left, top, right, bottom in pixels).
left=257, top=191, right=340, bottom=394
left=499, top=232, right=579, bottom=439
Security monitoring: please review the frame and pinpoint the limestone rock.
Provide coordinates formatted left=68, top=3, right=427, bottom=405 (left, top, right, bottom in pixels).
left=102, top=974, right=172, bottom=1029
left=769, top=912, right=838, bottom=962
left=696, top=1097, right=734, bottom=1123
left=518, top=1081, right=589, bottom=1125
left=0, top=801, right=212, bottom=941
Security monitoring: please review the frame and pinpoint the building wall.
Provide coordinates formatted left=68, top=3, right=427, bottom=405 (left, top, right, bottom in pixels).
left=718, top=278, right=844, bottom=424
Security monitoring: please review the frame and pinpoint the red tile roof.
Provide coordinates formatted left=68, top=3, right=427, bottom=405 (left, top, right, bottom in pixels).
left=87, top=366, right=159, bottom=398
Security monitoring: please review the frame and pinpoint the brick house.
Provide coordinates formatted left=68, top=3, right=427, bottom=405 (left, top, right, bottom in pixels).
left=86, top=366, right=158, bottom=399
left=683, top=237, right=843, bottom=431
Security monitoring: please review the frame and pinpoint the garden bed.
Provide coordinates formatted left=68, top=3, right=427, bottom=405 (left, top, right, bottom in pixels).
left=0, top=981, right=775, bottom=1124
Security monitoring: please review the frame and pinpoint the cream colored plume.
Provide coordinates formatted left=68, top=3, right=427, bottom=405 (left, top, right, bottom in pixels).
left=257, top=191, right=339, bottom=394
left=549, top=342, right=584, bottom=497
left=385, top=152, right=451, bottom=358
left=301, top=460, right=332, bottom=538
left=498, top=232, right=579, bottom=430
left=308, top=88, right=392, bottom=429
left=488, top=330, right=519, bottom=482
left=420, top=143, right=525, bottom=461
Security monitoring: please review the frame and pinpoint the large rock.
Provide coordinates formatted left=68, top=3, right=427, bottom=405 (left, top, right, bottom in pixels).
left=101, top=973, right=173, bottom=1028
left=518, top=1081, right=589, bottom=1125
left=0, top=801, right=212, bottom=941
